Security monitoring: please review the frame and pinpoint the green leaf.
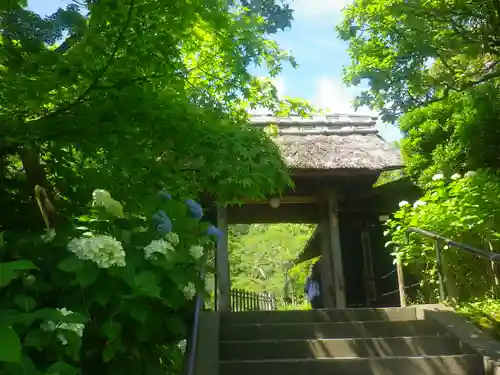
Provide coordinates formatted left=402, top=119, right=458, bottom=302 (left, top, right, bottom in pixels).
left=91, top=289, right=110, bottom=306
left=103, top=320, right=121, bottom=341
left=45, top=361, right=79, bottom=375
left=58, top=256, right=81, bottom=273
left=23, top=329, right=47, bottom=348
left=1, top=355, right=38, bottom=375
left=14, top=295, right=36, bottom=312
left=102, top=345, right=117, bottom=363
left=129, top=303, right=148, bottom=325
left=133, top=270, right=161, bottom=298
left=76, top=262, right=98, bottom=288
left=0, top=261, right=38, bottom=288
left=63, top=331, right=82, bottom=361
left=0, top=325, right=22, bottom=362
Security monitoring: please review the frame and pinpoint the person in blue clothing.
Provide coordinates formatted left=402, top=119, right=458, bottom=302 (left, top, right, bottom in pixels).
left=304, top=259, right=323, bottom=309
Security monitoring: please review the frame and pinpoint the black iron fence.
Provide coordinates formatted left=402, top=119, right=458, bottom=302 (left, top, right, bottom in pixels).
left=230, top=289, right=277, bottom=312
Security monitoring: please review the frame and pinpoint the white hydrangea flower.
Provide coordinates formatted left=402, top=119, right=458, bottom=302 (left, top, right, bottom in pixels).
left=183, top=282, right=196, bottom=300
left=57, top=333, right=68, bottom=346
left=40, top=320, right=57, bottom=332
left=177, top=339, right=187, bottom=354
left=189, top=245, right=204, bottom=260
left=465, top=171, right=477, bottom=178
left=42, top=228, right=56, bottom=243
left=68, top=235, right=126, bottom=268
left=58, top=308, right=71, bottom=316
left=399, top=200, right=409, bottom=207
left=92, top=189, right=124, bottom=218
left=40, top=308, right=85, bottom=346
left=451, top=173, right=461, bottom=180
left=164, top=232, right=180, bottom=247
left=413, top=200, right=427, bottom=208
left=432, top=173, right=444, bottom=181
left=144, top=239, right=174, bottom=260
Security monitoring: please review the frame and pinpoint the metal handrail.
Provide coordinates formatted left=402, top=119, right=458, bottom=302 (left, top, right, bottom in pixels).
left=405, top=227, right=500, bottom=302
left=183, top=251, right=212, bottom=375
left=407, top=227, right=500, bottom=262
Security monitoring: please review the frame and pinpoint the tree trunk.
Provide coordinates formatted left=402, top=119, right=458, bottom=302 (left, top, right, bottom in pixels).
left=18, top=146, right=58, bottom=229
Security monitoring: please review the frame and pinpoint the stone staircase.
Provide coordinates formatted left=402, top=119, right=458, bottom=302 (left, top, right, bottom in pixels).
left=218, top=308, right=486, bottom=375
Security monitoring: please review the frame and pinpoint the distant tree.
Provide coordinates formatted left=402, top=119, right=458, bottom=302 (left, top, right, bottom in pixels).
left=229, top=224, right=315, bottom=302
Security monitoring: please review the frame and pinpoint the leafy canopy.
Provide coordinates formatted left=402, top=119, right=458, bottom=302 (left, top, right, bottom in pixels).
left=399, top=83, right=500, bottom=183
left=338, top=0, right=500, bottom=122
left=1, top=0, right=310, bottom=231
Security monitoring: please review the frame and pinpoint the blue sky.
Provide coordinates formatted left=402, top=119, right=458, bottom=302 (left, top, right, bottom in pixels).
left=28, top=0, right=401, bottom=142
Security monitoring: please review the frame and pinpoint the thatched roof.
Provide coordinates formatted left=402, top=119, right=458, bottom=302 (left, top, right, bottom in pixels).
left=250, top=114, right=402, bottom=170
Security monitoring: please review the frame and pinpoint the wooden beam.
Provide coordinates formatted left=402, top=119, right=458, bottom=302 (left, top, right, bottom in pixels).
left=291, top=169, right=381, bottom=179
left=242, top=196, right=318, bottom=205
left=327, top=192, right=347, bottom=308
left=216, top=204, right=231, bottom=312
left=227, top=203, right=319, bottom=224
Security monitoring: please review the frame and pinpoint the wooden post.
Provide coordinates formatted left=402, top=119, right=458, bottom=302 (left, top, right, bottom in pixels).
left=216, top=204, right=231, bottom=312
left=396, top=257, right=407, bottom=307
left=326, top=192, right=346, bottom=308
left=360, top=228, right=377, bottom=306
left=319, top=212, right=336, bottom=308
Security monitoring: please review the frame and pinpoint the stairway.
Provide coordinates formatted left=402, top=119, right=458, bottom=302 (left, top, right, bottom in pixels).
left=218, top=308, right=485, bottom=375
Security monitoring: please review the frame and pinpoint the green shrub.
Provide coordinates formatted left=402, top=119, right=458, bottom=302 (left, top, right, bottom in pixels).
left=455, top=299, right=500, bottom=340
left=0, top=190, right=217, bottom=375
left=386, top=169, right=500, bottom=303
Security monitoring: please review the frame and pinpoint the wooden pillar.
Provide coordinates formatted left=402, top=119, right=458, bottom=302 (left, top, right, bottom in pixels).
left=361, top=227, right=377, bottom=306
left=319, top=218, right=335, bottom=308
left=396, top=257, right=407, bottom=307
left=326, top=192, right=346, bottom=308
left=216, top=204, right=231, bottom=312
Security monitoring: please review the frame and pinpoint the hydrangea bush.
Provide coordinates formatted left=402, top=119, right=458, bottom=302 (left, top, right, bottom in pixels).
left=0, top=190, right=220, bottom=375
left=386, top=169, right=500, bottom=303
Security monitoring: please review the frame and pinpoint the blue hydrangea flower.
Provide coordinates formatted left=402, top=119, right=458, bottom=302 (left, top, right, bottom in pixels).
left=185, top=199, right=203, bottom=219
left=207, top=225, right=223, bottom=243
left=152, top=210, right=172, bottom=236
left=158, top=191, right=172, bottom=201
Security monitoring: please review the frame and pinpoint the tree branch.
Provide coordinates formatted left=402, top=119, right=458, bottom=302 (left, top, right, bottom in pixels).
left=45, top=0, right=136, bottom=119
left=55, top=34, right=82, bottom=53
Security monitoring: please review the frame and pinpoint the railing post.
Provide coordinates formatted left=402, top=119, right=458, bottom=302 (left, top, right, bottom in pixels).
left=435, top=239, right=446, bottom=301
left=395, top=256, right=407, bottom=307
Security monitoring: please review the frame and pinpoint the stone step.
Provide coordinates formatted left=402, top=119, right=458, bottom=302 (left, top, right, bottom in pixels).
left=221, top=308, right=418, bottom=325
left=220, top=335, right=465, bottom=360
left=219, top=354, right=484, bottom=375
left=220, top=320, right=445, bottom=341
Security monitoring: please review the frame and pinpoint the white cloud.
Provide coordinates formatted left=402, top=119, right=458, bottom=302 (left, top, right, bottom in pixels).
left=249, top=76, right=402, bottom=142
left=287, top=0, right=352, bottom=18
left=272, top=77, right=286, bottom=98
left=311, top=78, right=402, bottom=141
left=312, top=77, right=375, bottom=115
